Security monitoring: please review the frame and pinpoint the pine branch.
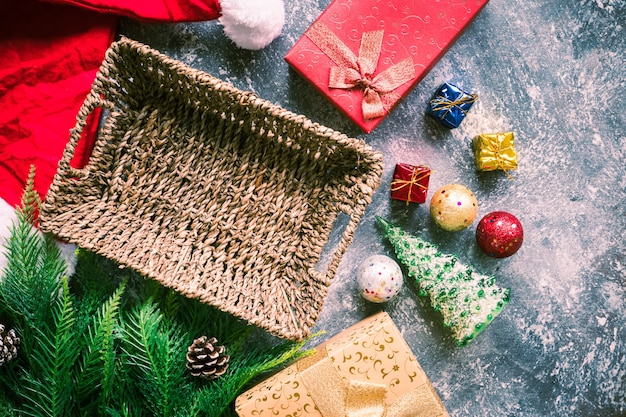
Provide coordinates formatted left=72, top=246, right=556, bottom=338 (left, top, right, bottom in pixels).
left=19, top=278, right=80, bottom=417
left=121, top=299, right=191, bottom=417
left=0, top=363, right=20, bottom=404
left=0, top=209, right=61, bottom=332
left=71, top=249, right=124, bottom=315
left=104, top=354, right=143, bottom=416
left=75, top=279, right=126, bottom=413
left=172, top=293, right=252, bottom=349
left=0, top=167, right=73, bottom=413
left=18, top=165, right=41, bottom=225
left=0, top=167, right=66, bottom=357
left=103, top=403, right=144, bottom=417
left=0, top=389, right=17, bottom=417
left=158, top=288, right=181, bottom=323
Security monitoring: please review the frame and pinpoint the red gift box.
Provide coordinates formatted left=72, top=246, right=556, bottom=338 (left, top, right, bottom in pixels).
left=285, top=0, right=490, bottom=133
left=390, top=163, right=430, bottom=204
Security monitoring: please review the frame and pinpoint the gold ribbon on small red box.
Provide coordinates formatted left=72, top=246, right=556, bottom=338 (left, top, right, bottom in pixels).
left=390, top=163, right=430, bottom=205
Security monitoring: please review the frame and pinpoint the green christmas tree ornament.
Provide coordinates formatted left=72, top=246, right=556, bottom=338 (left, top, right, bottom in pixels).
left=376, top=216, right=510, bottom=346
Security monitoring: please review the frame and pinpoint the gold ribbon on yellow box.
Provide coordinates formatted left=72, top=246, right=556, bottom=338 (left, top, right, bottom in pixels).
left=305, top=22, right=415, bottom=120
left=235, top=312, right=449, bottom=417
left=473, top=132, right=518, bottom=179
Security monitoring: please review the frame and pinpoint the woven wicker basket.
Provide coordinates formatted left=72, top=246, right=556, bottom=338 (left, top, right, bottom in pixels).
left=40, top=38, right=383, bottom=341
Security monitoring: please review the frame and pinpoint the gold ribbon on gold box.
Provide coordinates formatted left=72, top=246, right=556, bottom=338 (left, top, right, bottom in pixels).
left=473, top=132, right=518, bottom=178
left=235, top=312, right=448, bottom=417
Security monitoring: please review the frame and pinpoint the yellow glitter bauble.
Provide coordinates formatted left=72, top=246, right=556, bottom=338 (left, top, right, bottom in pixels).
left=430, top=184, right=478, bottom=231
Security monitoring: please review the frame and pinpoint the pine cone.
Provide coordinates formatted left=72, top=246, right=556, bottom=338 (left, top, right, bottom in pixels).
left=186, top=336, right=229, bottom=380
left=0, top=324, right=21, bottom=367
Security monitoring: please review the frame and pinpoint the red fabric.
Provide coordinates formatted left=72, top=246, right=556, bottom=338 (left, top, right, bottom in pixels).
left=44, top=0, right=221, bottom=22
left=0, top=0, right=220, bottom=209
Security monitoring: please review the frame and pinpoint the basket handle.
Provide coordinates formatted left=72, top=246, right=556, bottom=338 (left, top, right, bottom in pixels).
left=58, top=95, right=115, bottom=179
left=310, top=205, right=363, bottom=286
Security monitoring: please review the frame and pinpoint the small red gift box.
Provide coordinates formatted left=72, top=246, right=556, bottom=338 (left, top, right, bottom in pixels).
left=285, top=0, right=490, bottom=133
left=390, top=163, right=430, bottom=204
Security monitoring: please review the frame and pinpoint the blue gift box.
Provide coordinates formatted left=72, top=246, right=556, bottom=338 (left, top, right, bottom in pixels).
left=427, top=83, right=477, bottom=128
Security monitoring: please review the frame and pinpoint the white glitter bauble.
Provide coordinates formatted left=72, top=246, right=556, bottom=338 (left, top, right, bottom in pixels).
left=356, top=254, right=404, bottom=303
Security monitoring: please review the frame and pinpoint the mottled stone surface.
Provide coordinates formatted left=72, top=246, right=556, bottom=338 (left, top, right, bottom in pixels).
left=118, top=0, right=625, bottom=415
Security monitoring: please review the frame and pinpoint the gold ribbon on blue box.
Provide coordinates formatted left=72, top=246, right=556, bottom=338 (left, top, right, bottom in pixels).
left=427, top=82, right=478, bottom=128
left=473, top=132, right=518, bottom=178
left=235, top=312, right=449, bottom=417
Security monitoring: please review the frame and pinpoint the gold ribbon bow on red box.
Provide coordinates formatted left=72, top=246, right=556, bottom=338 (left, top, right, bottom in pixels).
left=306, top=22, right=416, bottom=120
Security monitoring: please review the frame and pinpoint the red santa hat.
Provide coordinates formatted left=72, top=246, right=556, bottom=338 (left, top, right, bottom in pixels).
left=45, top=0, right=286, bottom=50
left=0, top=0, right=285, bottom=276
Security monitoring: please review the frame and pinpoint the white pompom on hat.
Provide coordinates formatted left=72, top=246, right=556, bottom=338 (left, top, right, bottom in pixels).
left=216, top=0, right=285, bottom=50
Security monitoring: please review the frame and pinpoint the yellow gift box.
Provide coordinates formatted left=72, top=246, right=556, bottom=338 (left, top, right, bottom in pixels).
left=235, top=312, right=448, bottom=417
left=473, top=132, right=518, bottom=177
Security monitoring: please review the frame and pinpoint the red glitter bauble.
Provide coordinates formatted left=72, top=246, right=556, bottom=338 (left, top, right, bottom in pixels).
left=476, top=211, right=523, bottom=258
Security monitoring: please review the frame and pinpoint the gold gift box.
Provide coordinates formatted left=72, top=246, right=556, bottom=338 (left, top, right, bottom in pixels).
left=473, top=132, right=518, bottom=175
left=235, top=312, right=448, bottom=417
